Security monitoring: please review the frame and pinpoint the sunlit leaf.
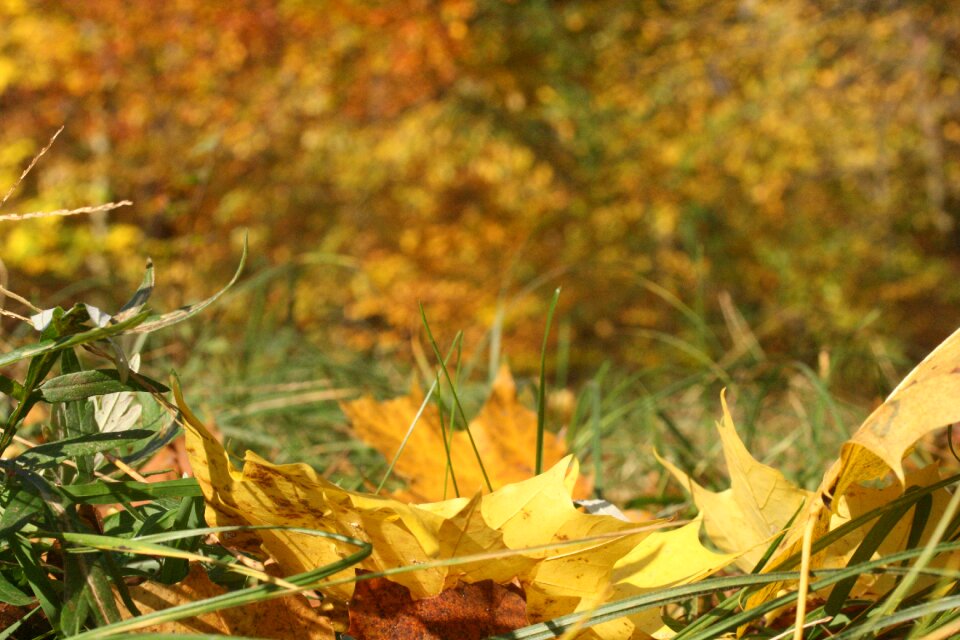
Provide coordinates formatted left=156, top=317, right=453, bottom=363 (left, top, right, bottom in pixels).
left=179, top=380, right=748, bottom=638
left=342, top=365, right=590, bottom=502
left=660, top=391, right=812, bottom=570
left=824, top=326, right=960, bottom=500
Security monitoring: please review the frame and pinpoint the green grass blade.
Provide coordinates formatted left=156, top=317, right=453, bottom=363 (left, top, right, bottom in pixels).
left=59, top=478, right=203, bottom=504
left=0, top=570, right=34, bottom=606
left=862, top=478, right=960, bottom=633
left=824, top=495, right=914, bottom=616
left=535, top=287, right=560, bottom=475
left=0, top=605, right=42, bottom=640
left=590, top=380, right=602, bottom=498
left=440, top=331, right=465, bottom=498
left=770, top=473, right=960, bottom=573
left=489, top=572, right=799, bottom=640
left=830, top=595, right=960, bottom=640
left=10, top=534, right=60, bottom=629
left=17, top=430, right=154, bottom=469
left=639, top=277, right=721, bottom=352
left=0, top=483, right=46, bottom=535
left=68, top=528, right=371, bottom=639
left=673, top=542, right=960, bottom=640
left=61, top=555, right=90, bottom=634
left=418, top=303, right=492, bottom=493
left=375, top=377, right=438, bottom=495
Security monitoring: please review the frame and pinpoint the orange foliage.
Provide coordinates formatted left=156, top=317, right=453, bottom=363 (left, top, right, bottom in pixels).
left=342, top=365, right=590, bottom=501
left=2, top=1, right=960, bottom=379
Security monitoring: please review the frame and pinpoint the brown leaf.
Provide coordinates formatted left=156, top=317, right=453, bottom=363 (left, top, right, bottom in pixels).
left=348, top=573, right=528, bottom=640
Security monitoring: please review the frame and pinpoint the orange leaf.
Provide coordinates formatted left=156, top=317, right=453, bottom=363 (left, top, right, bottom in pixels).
left=342, top=364, right=590, bottom=501
left=347, top=573, right=528, bottom=640
left=116, top=562, right=334, bottom=639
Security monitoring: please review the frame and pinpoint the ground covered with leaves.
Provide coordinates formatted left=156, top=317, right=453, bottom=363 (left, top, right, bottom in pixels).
left=3, top=243, right=960, bottom=638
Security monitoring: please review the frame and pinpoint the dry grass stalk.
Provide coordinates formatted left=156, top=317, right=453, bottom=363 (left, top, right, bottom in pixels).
left=0, top=125, right=63, bottom=208
left=0, top=200, right=133, bottom=223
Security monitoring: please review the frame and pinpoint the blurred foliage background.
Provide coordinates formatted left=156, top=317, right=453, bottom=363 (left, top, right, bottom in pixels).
left=3, top=0, right=960, bottom=396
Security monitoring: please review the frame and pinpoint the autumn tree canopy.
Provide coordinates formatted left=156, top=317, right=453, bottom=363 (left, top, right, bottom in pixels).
left=2, top=0, right=959, bottom=384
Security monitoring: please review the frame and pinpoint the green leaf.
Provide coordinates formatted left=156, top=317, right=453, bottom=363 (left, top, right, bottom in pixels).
left=59, top=478, right=203, bottom=504
left=0, top=571, right=35, bottom=606
left=0, top=483, right=47, bottom=536
left=0, top=375, right=23, bottom=400
left=58, top=349, right=97, bottom=479
left=114, top=259, right=155, bottom=322
left=131, top=235, right=247, bottom=334
left=17, top=431, right=155, bottom=468
left=157, top=496, right=204, bottom=585
left=0, top=310, right=150, bottom=369
left=60, top=550, right=92, bottom=636
left=117, top=421, right=180, bottom=466
left=39, top=370, right=169, bottom=403
left=10, top=535, right=59, bottom=629
left=66, top=554, right=121, bottom=632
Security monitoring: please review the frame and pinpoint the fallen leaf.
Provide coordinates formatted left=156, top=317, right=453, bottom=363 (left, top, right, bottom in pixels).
left=479, top=457, right=651, bottom=622
left=116, top=562, right=333, bottom=639
left=179, top=382, right=737, bottom=639
left=342, top=365, right=591, bottom=501
left=824, top=325, right=960, bottom=500
left=660, top=391, right=812, bottom=570
left=787, top=326, right=960, bottom=596
left=662, top=327, right=960, bottom=616
left=606, top=517, right=738, bottom=637
left=347, top=573, right=527, bottom=640
left=183, top=407, right=454, bottom=600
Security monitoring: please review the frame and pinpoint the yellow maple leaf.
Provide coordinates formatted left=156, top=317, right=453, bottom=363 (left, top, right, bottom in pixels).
left=823, top=325, right=960, bottom=500
left=750, top=327, right=960, bottom=609
left=177, top=382, right=737, bottom=639
left=341, top=364, right=590, bottom=501
left=611, top=517, right=738, bottom=637
left=660, top=391, right=812, bottom=571
left=662, top=327, right=960, bottom=617
left=180, top=383, right=454, bottom=601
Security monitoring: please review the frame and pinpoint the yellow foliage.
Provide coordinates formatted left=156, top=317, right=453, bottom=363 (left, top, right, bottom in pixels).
left=663, top=325, right=960, bottom=616
left=177, top=383, right=738, bottom=638
left=660, top=391, right=812, bottom=572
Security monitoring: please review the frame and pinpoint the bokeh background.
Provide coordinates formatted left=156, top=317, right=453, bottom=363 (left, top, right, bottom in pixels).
left=3, top=0, right=960, bottom=400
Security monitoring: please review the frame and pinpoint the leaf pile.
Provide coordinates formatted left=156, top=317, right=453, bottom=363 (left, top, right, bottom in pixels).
left=165, top=325, right=960, bottom=638
left=177, top=377, right=732, bottom=639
